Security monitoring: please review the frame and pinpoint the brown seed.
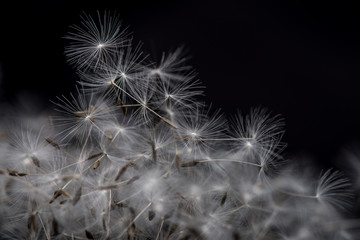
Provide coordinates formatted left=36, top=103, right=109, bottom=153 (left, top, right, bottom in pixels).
left=93, top=159, right=101, bottom=169
left=60, top=189, right=72, bottom=199
left=180, top=161, right=199, bottom=168
left=175, top=154, right=181, bottom=171
left=220, top=192, right=227, bottom=206
left=86, top=152, right=103, bottom=160
left=72, top=187, right=82, bottom=206
left=49, top=190, right=62, bottom=204
left=7, top=168, right=27, bottom=177
left=0, top=169, right=4, bottom=174
left=102, top=216, right=107, bottom=231
left=126, top=175, right=140, bottom=185
left=31, top=156, right=41, bottom=168
left=115, top=162, right=133, bottom=181
left=97, top=185, right=117, bottom=190
left=45, top=137, right=60, bottom=149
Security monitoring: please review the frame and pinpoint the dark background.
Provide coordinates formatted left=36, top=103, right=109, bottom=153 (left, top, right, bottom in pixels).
left=1, top=0, right=360, bottom=168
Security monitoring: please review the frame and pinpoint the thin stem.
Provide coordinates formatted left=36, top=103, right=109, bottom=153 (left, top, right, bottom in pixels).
left=278, top=190, right=318, bottom=199
left=196, top=159, right=263, bottom=168
left=155, top=218, right=165, bottom=240
left=37, top=212, right=50, bottom=240
left=174, top=136, right=254, bottom=141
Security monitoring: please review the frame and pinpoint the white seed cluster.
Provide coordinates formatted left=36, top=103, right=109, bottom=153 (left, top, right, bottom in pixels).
left=0, top=11, right=357, bottom=240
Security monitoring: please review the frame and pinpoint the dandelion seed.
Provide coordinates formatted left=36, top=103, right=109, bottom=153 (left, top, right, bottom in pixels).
left=316, top=169, right=353, bottom=210
left=65, top=11, right=129, bottom=70
left=148, top=210, right=156, bottom=221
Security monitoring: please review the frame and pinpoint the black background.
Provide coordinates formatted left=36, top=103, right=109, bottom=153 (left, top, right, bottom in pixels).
left=1, top=0, right=360, bottom=168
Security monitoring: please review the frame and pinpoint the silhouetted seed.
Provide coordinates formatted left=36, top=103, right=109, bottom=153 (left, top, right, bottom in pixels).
left=148, top=210, right=156, bottom=221
left=129, top=207, right=136, bottom=216
left=114, top=202, right=128, bottom=208
left=115, top=162, right=133, bottom=181
left=49, top=190, right=62, bottom=204
left=85, top=229, right=95, bottom=239
left=59, top=200, right=68, bottom=205
left=151, top=141, right=157, bottom=162
left=31, top=156, right=40, bottom=168
left=45, top=137, right=60, bottom=149
left=220, top=192, right=227, bottom=206
left=49, top=189, right=71, bottom=204
left=87, top=152, right=103, bottom=160
left=93, top=159, right=101, bottom=169
left=180, top=161, right=199, bottom=168
left=73, top=187, right=82, bottom=206
left=175, top=154, right=181, bottom=171
left=126, top=175, right=140, bottom=185
left=7, top=168, right=27, bottom=177
left=52, top=218, right=59, bottom=236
